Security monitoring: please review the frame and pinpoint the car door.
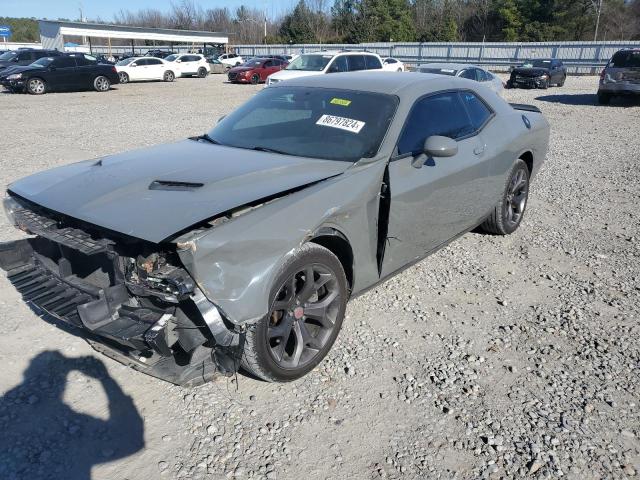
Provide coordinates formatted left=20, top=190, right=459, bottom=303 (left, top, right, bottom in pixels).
left=347, top=55, right=366, bottom=72
left=261, top=59, right=276, bottom=80
left=145, top=58, right=164, bottom=80
left=381, top=90, right=495, bottom=278
left=45, top=56, right=80, bottom=90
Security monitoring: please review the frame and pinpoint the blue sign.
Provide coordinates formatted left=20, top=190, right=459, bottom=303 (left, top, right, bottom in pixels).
left=0, top=26, right=11, bottom=38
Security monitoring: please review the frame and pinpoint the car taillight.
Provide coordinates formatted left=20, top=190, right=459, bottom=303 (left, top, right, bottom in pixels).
left=600, top=69, right=605, bottom=80
left=111, top=66, right=117, bottom=73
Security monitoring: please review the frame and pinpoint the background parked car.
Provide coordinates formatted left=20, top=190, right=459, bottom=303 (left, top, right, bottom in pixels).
left=228, top=57, right=288, bottom=84
left=116, top=57, right=177, bottom=83
left=206, top=58, right=227, bottom=74
left=0, top=53, right=118, bottom=94
left=164, top=53, right=210, bottom=78
left=418, top=63, right=504, bottom=95
left=383, top=57, right=405, bottom=72
left=266, top=51, right=384, bottom=86
left=507, top=59, right=566, bottom=89
left=145, top=49, right=175, bottom=59
left=218, top=53, right=243, bottom=67
left=597, top=48, right=640, bottom=104
left=0, top=49, right=61, bottom=74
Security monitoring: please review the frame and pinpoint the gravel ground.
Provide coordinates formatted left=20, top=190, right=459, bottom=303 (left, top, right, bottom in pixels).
left=0, top=74, right=638, bottom=480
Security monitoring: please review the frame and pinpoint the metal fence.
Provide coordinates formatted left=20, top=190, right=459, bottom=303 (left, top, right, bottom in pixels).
left=234, top=41, right=640, bottom=74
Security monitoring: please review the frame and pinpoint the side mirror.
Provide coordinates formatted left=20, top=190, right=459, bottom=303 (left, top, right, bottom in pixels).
left=130, top=63, right=137, bottom=67
left=176, top=59, right=182, bottom=63
left=424, top=135, right=458, bottom=157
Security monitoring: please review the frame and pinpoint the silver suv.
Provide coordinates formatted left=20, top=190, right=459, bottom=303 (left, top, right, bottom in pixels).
left=598, top=48, right=640, bottom=104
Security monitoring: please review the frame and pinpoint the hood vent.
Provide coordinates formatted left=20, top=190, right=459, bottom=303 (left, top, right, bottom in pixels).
left=149, top=180, right=204, bottom=191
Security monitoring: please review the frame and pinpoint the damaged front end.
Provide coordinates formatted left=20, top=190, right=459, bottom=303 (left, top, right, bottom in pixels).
left=0, top=194, right=243, bottom=386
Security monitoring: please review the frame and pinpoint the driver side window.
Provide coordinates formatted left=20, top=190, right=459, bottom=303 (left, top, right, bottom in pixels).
left=397, top=92, right=475, bottom=156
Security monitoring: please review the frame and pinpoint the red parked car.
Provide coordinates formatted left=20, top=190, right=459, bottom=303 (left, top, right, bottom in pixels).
left=227, top=58, right=288, bottom=84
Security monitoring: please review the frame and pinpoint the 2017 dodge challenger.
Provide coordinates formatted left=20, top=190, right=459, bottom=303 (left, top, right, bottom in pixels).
left=0, top=72, right=550, bottom=385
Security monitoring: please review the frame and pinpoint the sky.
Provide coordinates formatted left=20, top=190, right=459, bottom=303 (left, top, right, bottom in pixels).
left=1, top=0, right=298, bottom=21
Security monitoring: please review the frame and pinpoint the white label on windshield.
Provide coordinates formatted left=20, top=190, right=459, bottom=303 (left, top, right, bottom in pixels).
left=316, top=114, right=365, bottom=133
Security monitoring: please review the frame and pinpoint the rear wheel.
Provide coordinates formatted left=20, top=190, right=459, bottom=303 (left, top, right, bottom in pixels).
left=241, top=243, right=348, bottom=382
left=480, top=159, right=530, bottom=235
left=26, top=77, right=46, bottom=95
left=558, top=74, right=566, bottom=87
left=118, top=72, right=129, bottom=84
left=250, top=73, right=260, bottom=85
left=163, top=70, right=175, bottom=82
left=598, top=92, right=611, bottom=105
left=197, top=67, right=207, bottom=78
left=93, top=76, right=110, bottom=92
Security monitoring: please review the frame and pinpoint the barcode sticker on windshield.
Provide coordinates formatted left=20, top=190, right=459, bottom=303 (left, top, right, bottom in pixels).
left=316, top=114, right=365, bottom=133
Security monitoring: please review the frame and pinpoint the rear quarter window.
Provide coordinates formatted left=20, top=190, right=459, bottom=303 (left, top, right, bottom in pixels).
left=610, top=51, right=640, bottom=68
left=459, top=91, right=493, bottom=131
left=365, top=55, right=382, bottom=70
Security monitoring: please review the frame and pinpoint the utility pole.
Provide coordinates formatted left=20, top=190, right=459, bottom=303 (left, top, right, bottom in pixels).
left=593, top=0, right=603, bottom=42
left=264, top=0, right=267, bottom=45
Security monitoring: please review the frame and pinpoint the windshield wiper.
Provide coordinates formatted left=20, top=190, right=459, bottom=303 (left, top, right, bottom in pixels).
left=193, top=133, right=221, bottom=145
left=249, top=146, right=293, bottom=156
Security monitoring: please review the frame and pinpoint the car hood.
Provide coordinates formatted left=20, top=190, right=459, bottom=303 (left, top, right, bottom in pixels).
left=269, top=69, right=322, bottom=81
left=229, top=66, right=255, bottom=73
left=512, top=67, right=549, bottom=77
left=1, top=65, right=42, bottom=76
left=8, top=140, right=352, bottom=243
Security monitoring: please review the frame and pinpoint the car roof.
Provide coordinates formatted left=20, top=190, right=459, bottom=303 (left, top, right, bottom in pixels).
left=273, top=71, right=477, bottom=96
left=301, top=50, right=379, bottom=57
left=418, top=62, right=483, bottom=71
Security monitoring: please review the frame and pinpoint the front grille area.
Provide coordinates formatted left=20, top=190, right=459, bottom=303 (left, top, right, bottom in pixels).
left=13, top=205, right=114, bottom=255
left=7, top=262, right=97, bottom=326
left=228, top=72, right=238, bottom=81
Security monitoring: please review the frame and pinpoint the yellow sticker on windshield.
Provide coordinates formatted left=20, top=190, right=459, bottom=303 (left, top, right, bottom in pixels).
left=330, top=98, right=352, bottom=107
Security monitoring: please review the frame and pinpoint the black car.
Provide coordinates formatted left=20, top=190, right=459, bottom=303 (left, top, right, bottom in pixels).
left=0, top=53, right=120, bottom=94
left=145, top=49, right=176, bottom=59
left=0, top=49, right=62, bottom=74
left=508, top=59, right=567, bottom=89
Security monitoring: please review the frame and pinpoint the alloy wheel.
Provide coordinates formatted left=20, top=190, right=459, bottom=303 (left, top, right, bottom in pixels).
left=95, top=77, right=110, bottom=91
left=28, top=79, right=45, bottom=94
left=267, top=264, right=341, bottom=369
left=504, top=167, right=528, bottom=228
left=118, top=72, right=128, bottom=84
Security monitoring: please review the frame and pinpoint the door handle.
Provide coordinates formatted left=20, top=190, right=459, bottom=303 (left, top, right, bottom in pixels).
left=473, top=145, right=486, bottom=156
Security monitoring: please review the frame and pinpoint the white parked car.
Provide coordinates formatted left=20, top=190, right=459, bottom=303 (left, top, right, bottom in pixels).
left=383, top=57, right=405, bottom=72
left=164, top=54, right=210, bottom=78
left=217, top=53, right=244, bottom=68
left=115, top=57, right=177, bottom=83
left=266, top=51, right=384, bottom=86
left=418, top=63, right=504, bottom=95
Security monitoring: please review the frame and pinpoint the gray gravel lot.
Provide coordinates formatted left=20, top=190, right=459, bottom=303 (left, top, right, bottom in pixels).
left=0, top=74, right=639, bottom=480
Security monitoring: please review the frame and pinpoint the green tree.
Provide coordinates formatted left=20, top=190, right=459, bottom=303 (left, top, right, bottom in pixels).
left=0, top=17, right=39, bottom=43
left=279, top=1, right=316, bottom=43
left=354, top=0, right=415, bottom=42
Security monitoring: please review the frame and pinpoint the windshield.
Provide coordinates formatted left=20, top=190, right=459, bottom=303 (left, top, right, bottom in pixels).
left=164, top=54, right=179, bottom=62
left=31, top=57, right=54, bottom=68
left=610, top=50, right=640, bottom=68
left=116, top=58, right=136, bottom=66
left=206, top=87, right=397, bottom=161
left=286, top=54, right=332, bottom=72
left=419, top=67, right=457, bottom=76
left=0, top=51, right=18, bottom=61
left=521, top=60, right=551, bottom=68
left=243, top=59, right=264, bottom=68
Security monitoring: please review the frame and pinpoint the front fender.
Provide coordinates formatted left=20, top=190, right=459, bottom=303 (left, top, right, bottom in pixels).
left=175, top=160, right=387, bottom=325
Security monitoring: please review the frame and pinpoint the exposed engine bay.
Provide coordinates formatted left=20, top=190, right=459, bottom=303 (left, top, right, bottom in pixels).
left=0, top=194, right=242, bottom=386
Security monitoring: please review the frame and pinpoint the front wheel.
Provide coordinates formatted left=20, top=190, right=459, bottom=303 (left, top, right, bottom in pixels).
left=26, top=77, right=46, bottom=95
left=250, top=73, right=260, bottom=85
left=598, top=92, right=611, bottom=105
left=241, top=243, right=348, bottom=382
left=480, top=159, right=530, bottom=235
left=93, top=76, right=110, bottom=92
left=164, top=70, right=175, bottom=82
left=197, top=67, right=207, bottom=78
left=540, top=78, right=549, bottom=89
left=558, top=75, right=566, bottom=87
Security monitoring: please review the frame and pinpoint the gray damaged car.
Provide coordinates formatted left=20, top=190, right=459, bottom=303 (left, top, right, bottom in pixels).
left=0, top=72, right=550, bottom=385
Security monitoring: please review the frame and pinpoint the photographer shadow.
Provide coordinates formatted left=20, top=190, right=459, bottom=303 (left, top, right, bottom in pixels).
left=0, top=350, right=144, bottom=480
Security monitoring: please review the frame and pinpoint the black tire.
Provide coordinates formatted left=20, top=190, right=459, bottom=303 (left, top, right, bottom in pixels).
left=164, top=70, right=175, bottom=82
left=598, top=92, right=611, bottom=105
left=540, top=78, right=549, bottom=89
left=93, top=76, right=110, bottom=92
left=558, top=74, right=566, bottom=87
left=480, top=159, right=530, bottom=235
left=241, top=243, right=348, bottom=382
left=118, top=71, right=129, bottom=84
left=197, top=67, right=207, bottom=78
left=26, top=77, right=46, bottom=95
left=250, top=73, right=260, bottom=85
